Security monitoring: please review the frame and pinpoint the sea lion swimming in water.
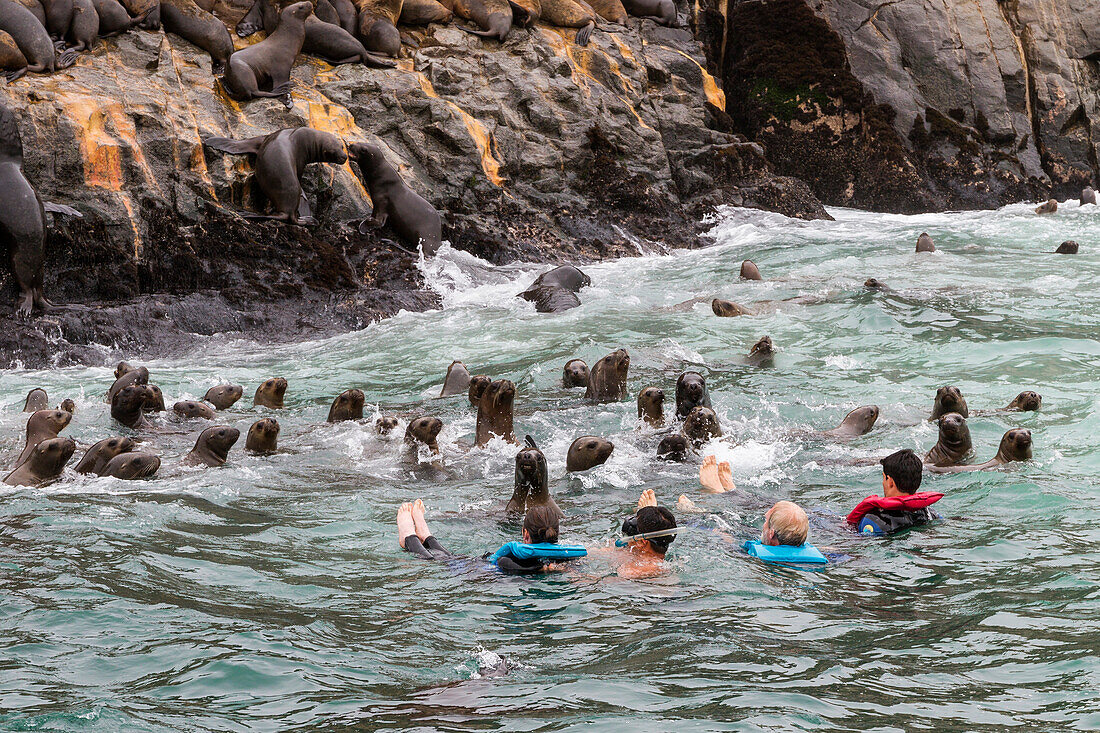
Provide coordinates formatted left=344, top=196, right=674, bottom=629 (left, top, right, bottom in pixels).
left=522, top=265, right=590, bottom=295
left=328, top=388, right=365, bottom=422
left=744, top=335, right=775, bottom=367
left=405, top=415, right=443, bottom=455
left=183, top=425, right=240, bottom=467
left=1004, top=391, right=1042, bottom=411
left=620, top=0, right=673, bottom=25
left=1035, top=199, right=1057, bottom=215
left=562, top=359, right=588, bottom=388
left=161, top=0, right=233, bottom=73
left=740, top=260, right=762, bottom=281
left=585, top=348, right=629, bottom=403
left=246, top=417, right=280, bottom=453
left=1054, top=241, right=1078, bottom=254
left=205, top=128, right=347, bottom=226
left=929, top=428, right=1032, bottom=473
left=101, top=451, right=160, bottom=479
left=23, top=388, right=47, bottom=412
left=819, top=405, right=879, bottom=439
left=864, top=278, right=891, bottom=290
left=111, top=385, right=156, bottom=429
left=915, top=232, right=935, bottom=252
left=566, top=435, right=613, bottom=472
left=440, top=361, right=472, bottom=397
left=507, top=436, right=562, bottom=520
left=15, top=408, right=71, bottom=466
left=114, top=361, right=136, bottom=379
left=656, top=433, right=689, bottom=461
left=143, top=385, right=166, bottom=413
left=204, top=384, right=244, bottom=409
left=711, top=299, right=752, bottom=317
left=219, top=1, right=312, bottom=107
left=476, top=379, right=516, bottom=447
left=637, top=386, right=664, bottom=426
left=468, top=375, right=491, bottom=407
left=1082, top=187, right=1097, bottom=205
left=173, top=400, right=216, bottom=420
left=75, top=436, right=135, bottom=474
left=924, top=412, right=972, bottom=467
left=348, top=141, right=442, bottom=255
left=106, top=366, right=148, bottom=404
left=3, top=436, right=74, bottom=486
left=58, top=398, right=75, bottom=414
left=683, top=406, right=721, bottom=447
left=523, top=286, right=580, bottom=313
left=254, top=377, right=288, bottom=408
left=675, top=371, right=710, bottom=418
left=929, top=385, right=968, bottom=420
left=375, top=415, right=398, bottom=435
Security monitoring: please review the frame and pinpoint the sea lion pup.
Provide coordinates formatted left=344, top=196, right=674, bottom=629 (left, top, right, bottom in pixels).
left=620, top=0, right=673, bottom=25
left=3, top=436, right=75, bottom=487
left=375, top=415, right=398, bottom=435
left=453, top=0, right=511, bottom=40
left=183, top=425, right=240, bottom=467
left=75, top=436, right=136, bottom=474
left=111, top=385, right=156, bottom=429
left=58, top=398, right=75, bottom=414
left=1035, top=199, right=1058, bottom=215
left=566, top=435, right=613, bottom=472
left=100, top=451, right=160, bottom=479
left=711, top=299, right=752, bottom=317
left=15, top=408, right=71, bottom=466
left=246, top=417, right=280, bottom=453
left=1055, top=240, right=1078, bottom=254
left=929, top=385, right=968, bottom=421
left=117, top=0, right=157, bottom=27
left=219, top=1, right=312, bottom=108
left=1004, top=391, right=1042, bottom=411
left=440, top=361, right=472, bottom=397
left=161, top=0, right=234, bottom=73
left=538, top=0, right=594, bottom=44
left=204, top=384, right=244, bottom=409
left=675, top=372, right=710, bottom=418
left=475, top=379, right=516, bottom=446
left=744, top=335, right=775, bottom=367
left=562, top=359, right=589, bottom=388
left=507, top=436, right=563, bottom=519
left=929, top=428, right=1032, bottom=474
left=924, top=412, right=972, bottom=467
left=656, top=433, right=689, bottom=461
left=682, top=406, right=721, bottom=447
left=1082, top=187, right=1097, bottom=205
left=204, top=128, right=348, bottom=226
left=0, top=29, right=28, bottom=81
left=23, top=388, right=48, bottom=412
left=915, top=232, right=935, bottom=252
left=740, top=260, right=763, bottom=281
left=637, top=386, right=664, bottom=426
left=352, top=0, right=401, bottom=57
left=399, top=0, right=450, bottom=23
left=173, top=400, right=216, bottom=419
left=106, top=365, right=149, bottom=403
left=237, top=0, right=396, bottom=67
left=819, top=405, right=879, bottom=439
left=328, top=388, right=365, bottom=422
left=467, top=375, right=491, bottom=406
left=585, top=348, right=629, bottom=403
left=66, top=0, right=98, bottom=51
left=405, top=415, right=443, bottom=455
left=254, top=377, right=288, bottom=408
left=347, top=141, right=442, bottom=255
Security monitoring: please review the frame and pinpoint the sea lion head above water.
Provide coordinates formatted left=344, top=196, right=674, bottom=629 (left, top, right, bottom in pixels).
left=254, top=377, right=288, bottom=408
left=375, top=415, right=399, bottom=436
left=1035, top=199, right=1058, bottom=215
left=476, top=379, right=516, bottom=446
left=1081, top=187, right=1097, bottom=205
left=440, top=362, right=472, bottom=398
left=468, top=375, right=491, bottom=407
left=924, top=412, right=972, bottom=467
left=1055, top=240, right=1078, bottom=254
left=523, top=265, right=590, bottom=295
left=204, top=384, right=244, bottom=410
left=916, top=232, right=935, bottom=252
left=173, top=400, right=216, bottom=420
left=740, top=260, right=763, bottom=280
left=101, top=451, right=160, bottom=479
left=562, top=359, right=589, bottom=388
left=585, top=349, right=629, bottom=403
left=3, top=436, right=76, bottom=487
left=995, top=428, right=1032, bottom=463
left=656, top=433, right=690, bottom=461
left=115, top=361, right=136, bottom=379
left=683, top=406, right=721, bottom=447
left=711, top=298, right=751, bottom=317
left=675, top=371, right=710, bottom=418
left=1006, top=391, right=1042, bottom=411
left=824, top=405, right=879, bottom=438
left=75, top=436, right=136, bottom=475
left=328, top=389, right=365, bottom=422
left=566, top=435, right=614, bottom=472
left=405, top=416, right=443, bottom=454
left=58, top=399, right=76, bottom=414
left=107, top=366, right=149, bottom=404
left=930, top=385, right=968, bottom=420
left=184, top=425, right=240, bottom=467
left=143, top=385, right=166, bottom=412
left=112, top=385, right=156, bottom=429
left=23, top=388, right=48, bottom=412
left=246, top=418, right=280, bottom=454
left=508, top=436, right=559, bottom=514
left=864, top=278, right=888, bottom=289
left=745, top=335, right=775, bottom=366
left=17, top=408, right=73, bottom=466
left=637, top=386, right=664, bottom=426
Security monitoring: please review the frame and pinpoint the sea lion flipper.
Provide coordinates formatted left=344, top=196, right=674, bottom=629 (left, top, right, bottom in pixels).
left=56, top=48, right=77, bottom=69
left=4, top=68, right=27, bottom=83
left=525, top=435, right=537, bottom=449
left=296, top=192, right=312, bottom=223
left=362, top=51, right=396, bottom=68
left=204, top=135, right=265, bottom=156
left=575, top=20, right=594, bottom=45
left=43, top=202, right=82, bottom=217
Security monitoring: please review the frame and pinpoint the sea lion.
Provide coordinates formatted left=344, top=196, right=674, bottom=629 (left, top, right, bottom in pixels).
left=15, top=408, right=71, bottom=466
left=399, top=0, right=450, bottom=23
left=101, top=451, right=160, bottom=479
left=744, top=335, right=775, bottom=367
left=106, top=365, right=149, bottom=404
left=819, top=405, right=879, bottom=439
left=562, top=359, right=588, bottom=388
left=740, top=260, right=762, bottom=281
left=440, top=361, right=472, bottom=397
left=565, top=435, right=613, bottom=472
left=114, top=360, right=136, bottom=379
left=915, top=232, right=935, bottom=252
left=586, top=0, right=623, bottom=22
left=929, top=428, right=1032, bottom=473
left=352, top=0, right=401, bottom=56
left=453, top=0, right=510, bottom=40
left=3, top=436, right=74, bottom=486
left=315, top=0, right=338, bottom=22
left=929, top=385, right=968, bottom=420
left=92, top=0, right=145, bottom=36
left=656, top=433, right=689, bottom=461
left=1055, top=240, right=1078, bottom=254
left=143, top=384, right=166, bottom=412
left=1035, top=199, right=1057, bottom=215
left=66, top=0, right=98, bottom=51
left=254, top=377, right=288, bottom=408
left=58, top=398, right=75, bottom=414
left=375, top=415, right=398, bottom=435
left=117, top=0, right=157, bottom=27
left=38, top=0, right=72, bottom=37
left=585, top=348, right=629, bottom=403
left=111, top=385, right=156, bottom=429
left=523, top=286, right=580, bottom=313
left=683, top=406, right=721, bottom=447
left=620, top=0, right=673, bottom=25
left=173, top=400, right=216, bottom=419
left=637, top=386, right=664, bottom=426
left=238, top=0, right=396, bottom=67
left=0, top=28, right=28, bottom=81
left=468, top=375, right=491, bottom=407
left=711, top=299, right=752, bottom=317
left=161, top=0, right=234, bottom=73
left=521, top=265, right=590, bottom=296
left=1004, top=391, right=1042, bottom=411
left=204, top=384, right=244, bottom=409
left=245, top=417, right=280, bottom=453
left=924, top=412, right=972, bottom=467
left=331, top=0, right=356, bottom=29
left=674, top=371, right=710, bottom=418
left=12, top=0, right=44, bottom=25
left=183, top=425, right=240, bottom=467
left=328, top=388, right=365, bottom=422
left=404, top=415, right=442, bottom=455
left=348, top=141, right=442, bottom=255
left=1, top=0, right=78, bottom=75
left=864, top=278, right=890, bottom=290
left=475, top=379, right=516, bottom=447
left=538, top=0, right=593, bottom=44
left=1082, top=187, right=1097, bottom=205
left=506, top=436, right=562, bottom=519
left=74, top=435, right=135, bottom=474
left=204, top=128, right=348, bottom=225
left=220, top=1, right=312, bottom=107
left=22, top=388, right=47, bottom=412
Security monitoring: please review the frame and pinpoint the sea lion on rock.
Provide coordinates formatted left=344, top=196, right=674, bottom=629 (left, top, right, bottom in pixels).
left=1055, top=240, right=1078, bottom=254
left=331, top=0, right=355, bottom=29
left=929, top=385, right=968, bottom=421
left=468, top=375, right=491, bottom=407
left=585, top=348, right=629, bottom=403
left=924, top=412, right=971, bottom=467
left=173, top=400, right=216, bottom=419
left=328, top=388, right=365, bottom=422
left=712, top=299, right=752, bottom=317
left=637, top=386, right=664, bottom=426
left=819, top=405, right=879, bottom=439
left=75, top=436, right=135, bottom=474
left=38, top=0, right=72, bottom=37
left=352, top=0, right=401, bottom=56
left=58, top=398, right=75, bottom=414
left=929, top=428, right=1032, bottom=473
left=238, top=0, right=396, bottom=67
left=220, top=0, right=312, bottom=107
left=405, top=415, right=443, bottom=455
left=915, top=232, right=935, bottom=252
left=566, top=435, right=613, bottom=472
left=204, top=384, right=243, bottom=409
left=66, top=0, right=98, bottom=51
left=183, top=425, right=240, bottom=467
left=675, top=371, right=710, bottom=418
left=3, top=436, right=74, bottom=486
left=3, top=0, right=78, bottom=74
left=23, top=388, right=47, bottom=412
left=15, top=408, right=71, bottom=466
left=162, top=0, right=234, bottom=73
left=254, top=377, right=288, bottom=408
left=744, top=335, right=775, bottom=367
left=92, top=0, right=146, bottom=36
left=740, top=260, right=762, bottom=280
left=101, top=451, right=160, bottom=479
left=0, top=28, right=28, bottom=80
left=440, top=361, right=471, bottom=397
left=1035, top=199, right=1057, bottom=215
left=106, top=366, right=148, bottom=403
left=453, top=0, right=511, bottom=40
left=657, top=433, right=689, bottom=461
left=12, top=0, right=44, bottom=25
left=375, top=415, right=398, bottom=435
left=1082, top=187, right=1097, bottom=205
left=586, top=0, right=623, bottom=22
left=562, top=359, right=588, bottom=388
left=539, top=0, right=593, bottom=44
left=1005, top=391, right=1041, bottom=411
left=476, top=379, right=515, bottom=446
left=620, top=0, right=673, bottom=25
left=205, top=128, right=347, bottom=225
left=348, top=141, right=442, bottom=255
left=117, top=0, right=157, bottom=27
left=246, top=417, right=280, bottom=453
left=683, top=406, right=721, bottom=447
left=507, top=436, right=562, bottom=519
left=399, top=0, right=450, bottom=23
left=111, top=385, right=156, bottom=429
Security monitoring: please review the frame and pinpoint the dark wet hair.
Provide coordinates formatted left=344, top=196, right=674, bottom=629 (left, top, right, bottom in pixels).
left=523, top=505, right=560, bottom=544
left=636, top=506, right=676, bottom=555
left=881, top=449, right=922, bottom=493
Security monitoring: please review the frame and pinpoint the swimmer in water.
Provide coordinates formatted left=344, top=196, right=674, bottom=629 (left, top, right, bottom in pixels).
left=601, top=489, right=678, bottom=579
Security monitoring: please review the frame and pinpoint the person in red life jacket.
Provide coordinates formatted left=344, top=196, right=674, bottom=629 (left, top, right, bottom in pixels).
left=847, top=449, right=944, bottom=535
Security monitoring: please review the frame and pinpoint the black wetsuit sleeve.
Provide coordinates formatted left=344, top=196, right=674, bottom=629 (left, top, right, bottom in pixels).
left=403, top=535, right=451, bottom=560
left=494, top=555, right=547, bottom=574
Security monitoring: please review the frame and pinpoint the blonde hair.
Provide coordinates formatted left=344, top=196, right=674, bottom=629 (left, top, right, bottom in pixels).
left=768, top=501, right=809, bottom=546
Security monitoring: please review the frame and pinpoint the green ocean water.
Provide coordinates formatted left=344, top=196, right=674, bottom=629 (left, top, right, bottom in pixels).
left=1, top=202, right=1098, bottom=731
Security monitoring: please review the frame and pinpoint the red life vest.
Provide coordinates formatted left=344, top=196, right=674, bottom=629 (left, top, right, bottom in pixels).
left=846, top=492, right=944, bottom=526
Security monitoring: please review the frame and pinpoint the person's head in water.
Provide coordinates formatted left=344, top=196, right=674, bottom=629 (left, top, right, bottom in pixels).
left=881, top=448, right=922, bottom=497
left=633, top=506, right=676, bottom=557
left=762, top=501, right=808, bottom=546
left=522, top=504, right=560, bottom=544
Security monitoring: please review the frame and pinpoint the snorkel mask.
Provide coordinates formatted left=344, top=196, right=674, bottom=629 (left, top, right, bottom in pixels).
left=615, top=515, right=679, bottom=548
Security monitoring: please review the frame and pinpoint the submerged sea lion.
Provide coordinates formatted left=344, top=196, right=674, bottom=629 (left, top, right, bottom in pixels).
left=915, top=232, right=935, bottom=252
left=3, top=436, right=74, bottom=486
left=75, top=435, right=135, bottom=474
left=1005, top=391, right=1042, bottom=411
left=162, top=0, right=234, bottom=73
left=0, top=28, right=28, bottom=80
left=930, top=428, right=1032, bottom=473
left=864, top=278, right=891, bottom=290
left=683, top=406, right=721, bottom=447
left=562, top=359, right=588, bottom=388
left=566, top=435, right=613, bottom=472
left=507, top=436, right=562, bottom=519
left=675, top=371, right=710, bottom=418
left=468, top=375, right=491, bottom=407
left=254, top=377, right=288, bottom=408
left=204, top=384, right=244, bottom=409
left=819, top=405, right=879, bottom=439
left=712, top=299, right=752, bottom=317
left=405, top=415, right=443, bottom=455
left=101, top=451, right=160, bottom=479
left=1082, top=187, right=1097, bottom=206
left=348, top=141, right=442, bottom=255
left=924, top=412, right=972, bottom=467
left=930, top=385, right=968, bottom=421
left=740, top=260, right=762, bottom=281
left=399, top=0, right=450, bottom=23
left=183, top=425, right=240, bottom=467
left=15, top=408, right=71, bottom=466
left=539, top=0, right=594, bottom=44
left=620, top=0, right=673, bottom=25
left=246, top=417, right=280, bottom=453
left=1035, top=199, right=1057, bottom=215
left=328, top=388, right=365, bottom=422
left=637, top=386, right=664, bottom=426
left=744, top=335, right=775, bottom=367
left=23, top=388, right=47, bottom=412
left=205, top=128, right=347, bottom=225
left=657, top=433, right=689, bottom=461
left=585, top=348, right=629, bottom=403
left=1055, top=240, right=1078, bottom=254
left=476, top=379, right=516, bottom=446
left=440, top=361, right=472, bottom=397
left=111, top=385, right=155, bottom=429
left=453, top=0, right=511, bottom=40
left=66, top=0, right=98, bottom=51
left=173, top=400, right=216, bottom=419
left=352, top=0, right=402, bottom=57
left=220, top=1, right=312, bottom=107
left=375, top=415, right=398, bottom=435
left=106, top=366, right=149, bottom=403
